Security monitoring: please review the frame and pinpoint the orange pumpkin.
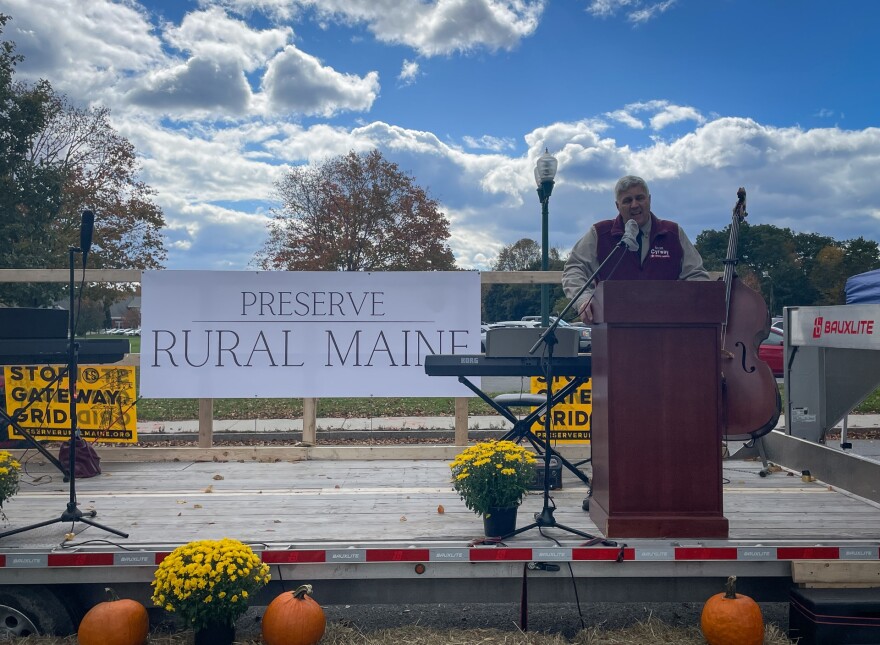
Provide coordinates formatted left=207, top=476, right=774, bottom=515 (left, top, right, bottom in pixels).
left=700, top=576, right=764, bottom=645
left=78, top=587, right=149, bottom=645
left=262, top=584, right=326, bottom=645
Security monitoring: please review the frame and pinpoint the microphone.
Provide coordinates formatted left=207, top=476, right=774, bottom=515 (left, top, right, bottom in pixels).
left=80, top=210, right=95, bottom=263
left=619, top=218, right=640, bottom=252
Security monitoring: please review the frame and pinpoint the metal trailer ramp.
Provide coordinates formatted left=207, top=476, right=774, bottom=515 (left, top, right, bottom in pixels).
left=784, top=304, right=880, bottom=445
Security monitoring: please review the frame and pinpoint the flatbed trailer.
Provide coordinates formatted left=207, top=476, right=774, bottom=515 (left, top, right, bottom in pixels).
left=1, top=438, right=879, bottom=636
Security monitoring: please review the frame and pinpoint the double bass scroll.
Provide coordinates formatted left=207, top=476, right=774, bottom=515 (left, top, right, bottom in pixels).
left=719, top=188, right=781, bottom=441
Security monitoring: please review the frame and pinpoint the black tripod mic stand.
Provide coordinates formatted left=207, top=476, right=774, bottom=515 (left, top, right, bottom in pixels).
left=0, top=215, right=128, bottom=540
left=496, top=229, right=637, bottom=543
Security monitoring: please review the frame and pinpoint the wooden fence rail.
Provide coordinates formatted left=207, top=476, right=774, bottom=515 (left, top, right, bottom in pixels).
left=1, top=269, right=564, bottom=447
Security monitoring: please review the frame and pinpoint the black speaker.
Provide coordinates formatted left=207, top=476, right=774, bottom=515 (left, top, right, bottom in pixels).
left=0, top=308, right=68, bottom=339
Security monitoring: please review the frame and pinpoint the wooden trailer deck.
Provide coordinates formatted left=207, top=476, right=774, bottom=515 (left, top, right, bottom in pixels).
left=1, top=443, right=879, bottom=607
left=5, top=454, right=880, bottom=545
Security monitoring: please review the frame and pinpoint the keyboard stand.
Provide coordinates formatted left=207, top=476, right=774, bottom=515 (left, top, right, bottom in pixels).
left=455, top=375, right=591, bottom=488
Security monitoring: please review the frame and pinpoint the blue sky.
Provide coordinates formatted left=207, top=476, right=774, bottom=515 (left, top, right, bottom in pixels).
left=5, top=0, right=880, bottom=271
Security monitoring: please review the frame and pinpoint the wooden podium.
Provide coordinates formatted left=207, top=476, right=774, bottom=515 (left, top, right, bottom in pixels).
left=588, top=280, right=729, bottom=538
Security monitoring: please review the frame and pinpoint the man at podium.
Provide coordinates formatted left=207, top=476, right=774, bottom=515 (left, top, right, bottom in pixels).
left=561, top=176, right=732, bottom=539
left=562, top=175, right=709, bottom=324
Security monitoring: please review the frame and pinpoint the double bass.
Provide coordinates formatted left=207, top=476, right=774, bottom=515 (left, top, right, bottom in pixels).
left=720, top=188, right=781, bottom=441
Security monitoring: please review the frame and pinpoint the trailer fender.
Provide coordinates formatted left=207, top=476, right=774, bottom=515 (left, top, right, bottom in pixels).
left=0, top=585, right=79, bottom=636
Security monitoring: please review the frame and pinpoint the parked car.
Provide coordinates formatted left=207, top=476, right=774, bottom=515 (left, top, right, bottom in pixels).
left=491, top=320, right=542, bottom=329
left=758, top=327, right=784, bottom=378
left=569, top=323, right=591, bottom=352
left=521, top=315, right=562, bottom=324
left=771, top=317, right=783, bottom=333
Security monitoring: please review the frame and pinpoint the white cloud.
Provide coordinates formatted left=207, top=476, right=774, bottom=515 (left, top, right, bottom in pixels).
left=104, top=121, right=285, bottom=269
left=115, top=119, right=285, bottom=204
left=628, top=0, right=677, bottom=24
left=4, top=0, right=164, bottom=100
left=213, top=0, right=305, bottom=22
left=221, top=0, right=546, bottom=56
left=451, top=114, right=880, bottom=261
left=462, top=135, right=516, bottom=152
left=605, top=109, right=645, bottom=129
left=125, top=7, right=385, bottom=119
left=8, top=1, right=378, bottom=120
left=104, top=110, right=880, bottom=272
left=398, top=59, right=420, bottom=85
left=445, top=206, right=508, bottom=270
left=262, top=45, right=380, bottom=116
left=606, top=101, right=704, bottom=131
left=163, top=7, right=292, bottom=71
left=5, top=1, right=878, bottom=273
left=586, top=0, right=638, bottom=17
left=586, top=0, right=677, bottom=24
left=161, top=198, right=272, bottom=270
left=260, top=122, right=378, bottom=164
left=127, top=57, right=253, bottom=115
left=649, top=104, right=704, bottom=130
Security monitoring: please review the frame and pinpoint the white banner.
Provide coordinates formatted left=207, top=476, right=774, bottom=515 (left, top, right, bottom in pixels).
left=140, top=271, right=481, bottom=398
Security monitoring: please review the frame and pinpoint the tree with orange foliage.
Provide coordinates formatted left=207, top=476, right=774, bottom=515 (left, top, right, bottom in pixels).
left=256, top=150, right=456, bottom=271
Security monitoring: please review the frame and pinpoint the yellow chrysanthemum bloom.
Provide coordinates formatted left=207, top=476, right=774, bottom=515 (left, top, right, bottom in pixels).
left=150, top=538, right=270, bottom=631
left=449, top=440, right=537, bottom=517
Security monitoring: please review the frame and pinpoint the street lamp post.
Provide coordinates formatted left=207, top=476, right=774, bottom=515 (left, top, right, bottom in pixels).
left=534, top=149, right=558, bottom=327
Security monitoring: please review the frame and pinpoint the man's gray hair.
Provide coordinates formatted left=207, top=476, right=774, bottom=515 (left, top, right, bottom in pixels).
left=614, top=175, right=650, bottom=200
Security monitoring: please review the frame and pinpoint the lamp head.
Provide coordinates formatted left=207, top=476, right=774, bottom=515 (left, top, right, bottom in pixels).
left=534, top=148, right=558, bottom=187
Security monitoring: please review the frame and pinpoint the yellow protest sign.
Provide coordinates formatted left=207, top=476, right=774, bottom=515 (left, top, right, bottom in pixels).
left=4, top=365, right=138, bottom=443
left=529, top=375, right=592, bottom=443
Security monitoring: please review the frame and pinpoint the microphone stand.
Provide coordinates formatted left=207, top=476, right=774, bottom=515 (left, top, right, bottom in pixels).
left=496, top=237, right=634, bottom=543
left=0, top=242, right=128, bottom=540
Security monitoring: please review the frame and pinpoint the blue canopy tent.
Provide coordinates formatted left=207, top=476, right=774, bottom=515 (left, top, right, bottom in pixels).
left=845, top=268, right=880, bottom=304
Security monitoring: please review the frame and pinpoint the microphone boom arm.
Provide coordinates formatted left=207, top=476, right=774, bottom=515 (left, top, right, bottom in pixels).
left=529, top=237, right=631, bottom=355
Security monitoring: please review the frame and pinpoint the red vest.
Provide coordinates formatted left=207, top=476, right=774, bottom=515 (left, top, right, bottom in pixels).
left=594, top=213, right=684, bottom=282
